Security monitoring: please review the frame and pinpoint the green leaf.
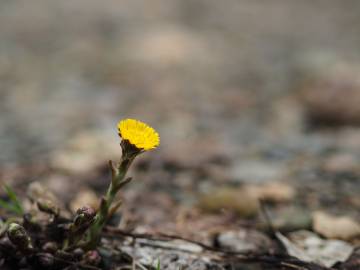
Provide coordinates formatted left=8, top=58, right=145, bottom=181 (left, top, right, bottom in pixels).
left=156, top=259, right=161, bottom=270
left=0, top=185, right=23, bottom=215
left=0, top=199, right=19, bottom=214
left=4, top=185, right=23, bottom=214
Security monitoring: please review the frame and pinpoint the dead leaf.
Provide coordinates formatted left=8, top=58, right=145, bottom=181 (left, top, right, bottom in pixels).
left=276, top=232, right=311, bottom=262
left=277, top=230, right=354, bottom=267
left=313, top=211, right=360, bottom=240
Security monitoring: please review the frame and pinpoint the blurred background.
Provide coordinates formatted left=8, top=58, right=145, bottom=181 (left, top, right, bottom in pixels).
left=0, top=0, right=360, bottom=250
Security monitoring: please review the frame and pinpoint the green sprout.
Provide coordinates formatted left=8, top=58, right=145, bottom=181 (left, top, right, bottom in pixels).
left=156, top=259, right=161, bottom=270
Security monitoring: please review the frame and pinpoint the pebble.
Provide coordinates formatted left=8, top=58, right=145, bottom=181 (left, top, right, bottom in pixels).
left=216, top=229, right=272, bottom=253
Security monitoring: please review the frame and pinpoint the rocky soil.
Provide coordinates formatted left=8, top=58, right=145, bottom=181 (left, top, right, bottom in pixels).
left=0, top=1, right=360, bottom=269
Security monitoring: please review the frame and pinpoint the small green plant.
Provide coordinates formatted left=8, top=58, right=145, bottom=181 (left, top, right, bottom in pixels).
left=0, top=118, right=160, bottom=269
left=87, top=119, right=160, bottom=249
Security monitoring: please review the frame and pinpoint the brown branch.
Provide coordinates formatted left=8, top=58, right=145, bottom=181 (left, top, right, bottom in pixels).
left=46, top=254, right=102, bottom=270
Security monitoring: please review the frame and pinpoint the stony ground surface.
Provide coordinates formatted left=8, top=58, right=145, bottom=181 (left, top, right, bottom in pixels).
left=0, top=1, right=360, bottom=269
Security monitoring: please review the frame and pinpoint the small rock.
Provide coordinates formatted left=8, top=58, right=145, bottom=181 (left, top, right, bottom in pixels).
left=50, top=130, right=118, bottom=173
left=301, top=63, right=360, bottom=126
left=216, top=229, right=272, bottom=253
left=312, top=211, right=360, bottom=240
left=198, top=187, right=259, bottom=217
left=322, top=153, right=358, bottom=173
left=162, top=137, right=227, bottom=169
left=27, top=181, right=62, bottom=208
left=269, top=207, right=312, bottom=232
left=73, top=248, right=84, bottom=259
left=269, top=97, right=305, bottom=136
left=123, top=27, right=210, bottom=67
left=246, top=182, right=296, bottom=203
left=45, top=174, right=75, bottom=204
left=231, top=160, right=287, bottom=183
left=199, top=182, right=295, bottom=222
left=69, top=189, right=99, bottom=213
left=120, top=242, right=220, bottom=270
left=336, top=128, right=360, bottom=150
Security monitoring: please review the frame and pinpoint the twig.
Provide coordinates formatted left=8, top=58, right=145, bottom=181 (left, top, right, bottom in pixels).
left=103, top=226, right=250, bottom=255
left=39, top=253, right=102, bottom=270
left=103, top=226, right=330, bottom=270
left=259, top=200, right=293, bottom=254
left=281, top=262, right=307, bottom=269
left=135, top=241, right=202, bottom=254
left=135, top=261, right=148, bottom=270
left=259, top=199, right=276, bottom=235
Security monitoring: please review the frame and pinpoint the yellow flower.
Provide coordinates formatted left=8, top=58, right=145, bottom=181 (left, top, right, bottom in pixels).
left=118, top=119, right=160, bottom=151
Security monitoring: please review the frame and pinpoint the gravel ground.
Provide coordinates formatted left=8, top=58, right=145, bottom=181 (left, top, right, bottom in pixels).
left=0, top=1, right=360, bottom=269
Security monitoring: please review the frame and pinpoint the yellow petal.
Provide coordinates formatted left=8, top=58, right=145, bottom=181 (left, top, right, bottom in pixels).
left=117, top=119, right=160, bottom=150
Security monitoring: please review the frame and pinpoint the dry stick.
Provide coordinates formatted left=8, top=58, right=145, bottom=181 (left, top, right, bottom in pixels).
left=281, top=262, right=308, bottom=270
left=103, top=226, right=330, bottom=270
left=36, top=253, right=101, bottom=270
left=132, top=241, right=202, bottom=254
left=135, top=261, right=148, bottom=270
left=259, top=199, right=276, bottom=235
left=259, top=199, right=289, bottom=253
left=103, top=226, right=250, bottom=255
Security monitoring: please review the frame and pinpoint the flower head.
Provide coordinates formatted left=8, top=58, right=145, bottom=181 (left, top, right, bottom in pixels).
left=118, top=119, right=160, bottom=151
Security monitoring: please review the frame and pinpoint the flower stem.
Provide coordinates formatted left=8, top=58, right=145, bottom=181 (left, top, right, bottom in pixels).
left=85, top=157, right=133, bottom=250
